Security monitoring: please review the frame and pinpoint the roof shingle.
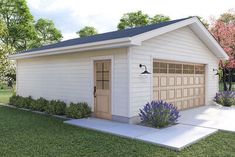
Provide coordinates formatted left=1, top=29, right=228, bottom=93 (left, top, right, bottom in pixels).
left=20, top=17, right=191, bottom=54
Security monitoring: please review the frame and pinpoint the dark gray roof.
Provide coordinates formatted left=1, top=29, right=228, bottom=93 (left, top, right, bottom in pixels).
left=20, top=17, right=191, bottom=54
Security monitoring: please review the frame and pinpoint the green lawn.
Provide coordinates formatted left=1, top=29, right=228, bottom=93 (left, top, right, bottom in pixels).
left=0, top=89, right=13, bottom=104
left=0, top=106, right=234, bottom=157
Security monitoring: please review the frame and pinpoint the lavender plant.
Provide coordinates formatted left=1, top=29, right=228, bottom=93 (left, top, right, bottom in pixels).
left=139, top=100, right=180, bottom=128
left=214, top=91, right=235, bottom=107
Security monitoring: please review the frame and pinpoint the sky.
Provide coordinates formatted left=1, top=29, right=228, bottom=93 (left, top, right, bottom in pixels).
left=27, top=0, right=235, bottom=40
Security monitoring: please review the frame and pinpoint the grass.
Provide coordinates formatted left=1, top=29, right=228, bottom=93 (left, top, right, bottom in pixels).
left=0, top=106, right=234, bottom=157
left=0, top=89, right=13, bottom=104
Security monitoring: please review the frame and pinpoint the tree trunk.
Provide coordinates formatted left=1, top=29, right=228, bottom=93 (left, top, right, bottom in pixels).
left=223, top=69, right=228, bottom=91
left=228, top=69, right=232, bottom=91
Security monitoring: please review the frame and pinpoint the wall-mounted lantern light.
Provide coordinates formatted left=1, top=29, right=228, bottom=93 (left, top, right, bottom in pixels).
left=213, top=68, right=219, bottom=75
left=139, top=64, right=151, bottom=74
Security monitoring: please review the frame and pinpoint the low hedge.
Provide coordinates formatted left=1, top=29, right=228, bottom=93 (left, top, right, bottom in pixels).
left=8, top=95, right=91, bottom=118
left=66, top=102, right=91, bottom=118
left=45, top=100, right=66, bottom=115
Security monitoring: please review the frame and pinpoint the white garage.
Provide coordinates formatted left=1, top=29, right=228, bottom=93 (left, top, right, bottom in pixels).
left=10, top=17, right=228, bottom=123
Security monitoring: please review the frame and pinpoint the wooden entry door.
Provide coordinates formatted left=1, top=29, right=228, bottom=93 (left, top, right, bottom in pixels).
left=94, top=60, right=112, bottom=120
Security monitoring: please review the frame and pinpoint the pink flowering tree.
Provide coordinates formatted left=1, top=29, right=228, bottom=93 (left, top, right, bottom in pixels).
left=210, top=13, right=235, bottom=91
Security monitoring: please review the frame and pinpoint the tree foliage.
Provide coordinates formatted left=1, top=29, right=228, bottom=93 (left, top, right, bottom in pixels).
left=0, top=0, right=37, bottom=52
left=77, top=26, right=98, bottom=37
left=34, top=18, right=63, bottom=47
left=219, top=10, right=235, bottom=24
left=150, top=14, right=171, bottom=24
left=210, top=11, right=235, bottom=91
left=210, top=18, right=235, bottom=59
left=0, top=0, right=62, bottom=84
left=117, top=11, right=170, bottom=30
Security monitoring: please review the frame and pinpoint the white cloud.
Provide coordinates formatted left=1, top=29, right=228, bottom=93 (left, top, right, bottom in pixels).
left=27, top=0, right=235, bottom=40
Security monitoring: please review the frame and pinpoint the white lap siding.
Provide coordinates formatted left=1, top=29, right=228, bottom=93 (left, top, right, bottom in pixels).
left=17, top=48, right=129, bottom=117
left=129, top=26, right=219, bottom=117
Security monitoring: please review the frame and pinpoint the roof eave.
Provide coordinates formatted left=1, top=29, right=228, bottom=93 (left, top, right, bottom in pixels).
left=9, top=37, right=140, bottom=60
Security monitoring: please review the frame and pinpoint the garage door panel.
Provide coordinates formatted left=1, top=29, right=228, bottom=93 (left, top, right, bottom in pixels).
left=189, top=76, right=194, bottom=85
left=168, top=76, right=175, bottom=86
left=189, top=99, right=194, bottom=108
left=153, top=76, right=159, bottom=87
left=200, top=87, right=204, bottom=95
left=168, top=89, right=175, bottom=100
left=199, top=76, right=204, bottom=84
left=153, top=90, right=159, bottom=100
left=195, top=87, right=200, bottom=96
left=176, top=89, right=182, bottom=98
left=183, top=77, right=188, bottom=85
left=153, top=60, right=205, bottom=110
left=195, top=76, right=200, bottom=84
left=183, top=88, right=188, bottom=97
left=160, top=90, right=167, bottom=100
left=160, top=76, right=167, bottom=87
left=182, top=100, right=188, bottom=109
left=176, top=76, right=182, bottom=86
left=189, top=88, right=194, bottom=97
left=176, top=101, right=182, bottom=110
left=194, top=98, right=199, bottom=107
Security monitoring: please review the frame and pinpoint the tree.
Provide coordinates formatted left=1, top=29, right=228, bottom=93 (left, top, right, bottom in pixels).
left=34, top=18, right=62, bottom=47
left=150, top=14, right=170, bottom=24
left=77, top=26, right=98, bottom=37
left=0, top=44, right=15, bottom=85
left=117, top=11, right=170, bottom=30
left=0, top=0, right=37, bottom=52
left=117, top=11, right=149, bottom=30
left=219, top=10, right=235, bottom=24
left=210, top=12, right=235, bottom=91
left=0, top=0, right=62, bottom=84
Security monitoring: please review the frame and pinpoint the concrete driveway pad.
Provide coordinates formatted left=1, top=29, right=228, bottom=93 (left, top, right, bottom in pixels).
left=179, top=105, right=235, bottom=132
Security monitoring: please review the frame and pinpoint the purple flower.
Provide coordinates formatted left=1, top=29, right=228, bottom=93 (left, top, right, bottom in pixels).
left=139, top=100, right=180, bottom=128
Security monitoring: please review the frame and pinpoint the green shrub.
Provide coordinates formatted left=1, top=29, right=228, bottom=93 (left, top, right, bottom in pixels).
left=214, top=91, right=235, bottom=107
left=9, top=95, right=91, bottom=118
left=66, top=102, right=91, bottom=119
left=45, top=100, right=66, bottom=115
left=23, top=96, right=34, bottom=109
left=9, top=95, right=20, bottom=106
left=31, top=97, right=48, bottom=111
left=9, top=95, right=33, bottom=108
left=14, top=96, right=25, bottom=108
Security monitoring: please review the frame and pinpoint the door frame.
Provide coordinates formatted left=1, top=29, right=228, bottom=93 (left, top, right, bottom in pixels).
left=91, top=55, right=113, bottom=117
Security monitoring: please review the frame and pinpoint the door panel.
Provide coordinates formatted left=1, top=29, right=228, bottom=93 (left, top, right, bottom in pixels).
left=153, top=60, right=205, bottom=110
left=94, top=60, right=111, bottom=119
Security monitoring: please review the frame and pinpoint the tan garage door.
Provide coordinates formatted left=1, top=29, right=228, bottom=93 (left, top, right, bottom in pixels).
left=153, top=60, right=205, bottom=110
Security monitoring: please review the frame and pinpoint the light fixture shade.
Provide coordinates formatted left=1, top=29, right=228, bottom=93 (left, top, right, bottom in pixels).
left=141, top=70, right=151, bottom=74
left=139, top=64, right=151, bottom=74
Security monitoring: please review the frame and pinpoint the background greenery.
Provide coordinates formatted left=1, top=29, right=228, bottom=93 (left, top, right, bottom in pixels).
left=0, top=89, right=12, bottom=104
